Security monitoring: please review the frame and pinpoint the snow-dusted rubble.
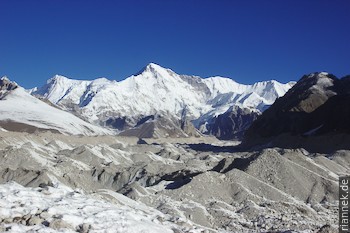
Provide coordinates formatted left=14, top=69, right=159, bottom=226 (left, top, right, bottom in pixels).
left=0, top=131, right=343, bottom=232
left=0, top=182, right=203, bottom=233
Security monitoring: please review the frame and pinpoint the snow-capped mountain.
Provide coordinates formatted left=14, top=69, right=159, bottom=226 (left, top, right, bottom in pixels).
left=32, top=63, right=295, bottom=137
left=0, top=77, right=113, bottom=136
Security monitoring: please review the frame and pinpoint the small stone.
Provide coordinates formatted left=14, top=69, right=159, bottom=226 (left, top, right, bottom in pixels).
left=35, top=210, right=43, bottom=216
left=13, top=217, right=22, bottom=223
left=316, top=224, right=337, bottom=233
left=39, top=182, right=54, bottom=188
left=28, top=216, right=43, bottom=226
left=3, top=218, right=13, bottom=224
left=40, top=211, right=51, bottom=219
left=156, top=216, right=165, bottom=223
left=41, top=190, right=51, bottom=195
left=77, top=223, right=91, bottom=233
left=52, top=214, right=63, bottom=219
left=265, top=224, right=271, bottom=230
left=23, top=214, right=31, bottom=221
left=50, top=219, right=73, bottom=230
left=42, top=220, right=50, bottom=227
left=171, top=228, right=184, bottom=233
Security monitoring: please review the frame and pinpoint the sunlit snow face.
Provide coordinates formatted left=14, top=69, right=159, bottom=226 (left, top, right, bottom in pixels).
left=31, top=64, right=293, bottom=128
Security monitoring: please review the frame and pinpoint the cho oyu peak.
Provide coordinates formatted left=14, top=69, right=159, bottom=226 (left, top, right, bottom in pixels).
left=31, top=63, right=294, bottom=138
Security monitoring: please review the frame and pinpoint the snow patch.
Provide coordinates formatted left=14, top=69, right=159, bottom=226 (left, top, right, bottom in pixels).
left=0, top=182, right=201, bottom=232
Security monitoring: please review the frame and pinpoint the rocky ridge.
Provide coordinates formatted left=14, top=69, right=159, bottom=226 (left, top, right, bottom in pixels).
left=243, top=72, right=350, bottom=151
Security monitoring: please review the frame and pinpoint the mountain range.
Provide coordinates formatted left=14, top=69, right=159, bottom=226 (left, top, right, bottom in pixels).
left=27, top=63, right=295, bottom=138
left=4, top=63, right=349, bottom=147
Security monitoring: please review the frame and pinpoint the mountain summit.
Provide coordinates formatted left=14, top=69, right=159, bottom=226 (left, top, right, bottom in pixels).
left=134, top=63, right=174, bottom=76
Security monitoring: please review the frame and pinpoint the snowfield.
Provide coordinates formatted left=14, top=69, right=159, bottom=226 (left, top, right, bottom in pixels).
left=0, top=85, right=113, bottom=136
left=0, top=182, right=203, bottom=233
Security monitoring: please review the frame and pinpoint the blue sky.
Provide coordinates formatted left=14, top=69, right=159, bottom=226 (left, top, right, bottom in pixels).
left=1, top=0, right=350, bottom=88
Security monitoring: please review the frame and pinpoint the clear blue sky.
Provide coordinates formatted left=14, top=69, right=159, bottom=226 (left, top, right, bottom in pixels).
left=1, top=0, right=350, bottom=88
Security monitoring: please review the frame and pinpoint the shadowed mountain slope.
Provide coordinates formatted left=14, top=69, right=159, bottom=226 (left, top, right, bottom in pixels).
left=243, top=72, right=350, bottom=152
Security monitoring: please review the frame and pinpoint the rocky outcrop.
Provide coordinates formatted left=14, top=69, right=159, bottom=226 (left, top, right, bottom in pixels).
left=243, top=72, right=350, bottom=151
left=119, top=114, right=201, bottom=138
left=0, top=76, right=18, bottom=99
left=204, top=106, right=259, bottom=140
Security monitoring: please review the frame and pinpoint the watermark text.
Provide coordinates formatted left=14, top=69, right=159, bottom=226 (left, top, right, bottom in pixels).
left=340, top=176, right=350, bottom=233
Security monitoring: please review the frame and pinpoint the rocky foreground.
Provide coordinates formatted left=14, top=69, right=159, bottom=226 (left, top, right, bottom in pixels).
left=0, top=131, right=346, bottom=232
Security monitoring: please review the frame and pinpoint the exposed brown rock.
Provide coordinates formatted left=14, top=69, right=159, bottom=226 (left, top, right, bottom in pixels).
left=243, top=72, right=350, bottom=152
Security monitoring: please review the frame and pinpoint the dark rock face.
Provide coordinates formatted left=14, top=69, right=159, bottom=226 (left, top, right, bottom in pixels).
left=105, top=117, right=128, bottom=131
left=277, top=73, right=337, bottom=113
left=206, top=106, right=259, bottom=140
left=105, top=115, right=156, bottom=132
left=135, top=115, right=155, bottom=127
left=119, top=114, right=201, bottom=138
left=310, top=94, right=350, bottom=134
left=0, top=77, right=18, bottom=99
left=0, top=77, right=18, bottom=91
left=243, top=72, right=350, bottom=151
left=179, top=75, right=212, bottom=99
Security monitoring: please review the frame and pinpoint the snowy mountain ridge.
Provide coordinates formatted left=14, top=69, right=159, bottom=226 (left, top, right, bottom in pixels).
left=0, top=77, right=113, bottom=136
left=32, top=63, right=295, bottom=134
